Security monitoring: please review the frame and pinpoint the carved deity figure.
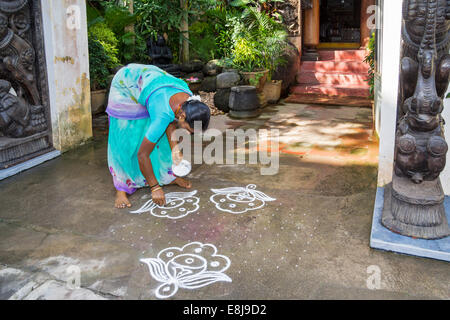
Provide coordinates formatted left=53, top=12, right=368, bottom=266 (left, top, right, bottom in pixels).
left=147, top=34, right=181, bottom=77
left=0, top=79, right=45, bottom=138
left=0, top=1, right=47, bottom=140
left=395, top=0, right=450, bottom=183
left=382, top=0, right=450, bottom=240
left=0, top=11, right=39, bottom=105
left=148, top=35, right=174, bottom=67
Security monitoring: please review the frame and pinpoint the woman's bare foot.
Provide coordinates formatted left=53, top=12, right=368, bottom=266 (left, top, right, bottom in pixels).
left=171, top=177, right=192, bottom=189
left=115, top=191, right=131, bottom=209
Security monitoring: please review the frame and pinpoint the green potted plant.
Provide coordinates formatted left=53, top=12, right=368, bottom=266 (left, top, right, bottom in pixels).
left=226, top=2, right=289, bottom=95
left=229, top=37, right=269, bottom=92
left=262, top=28, right=290, bottom=104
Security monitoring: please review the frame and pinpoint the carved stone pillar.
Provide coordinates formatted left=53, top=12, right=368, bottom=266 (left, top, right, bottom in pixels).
left=302, top=0, right=320, bottom=61
left=0, top=0, right=52, bottom=168
left=381, top=0, right=450, bottom=239
left=360, top=0, right=376, bottom=48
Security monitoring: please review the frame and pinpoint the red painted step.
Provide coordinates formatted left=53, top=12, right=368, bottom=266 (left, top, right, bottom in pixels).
left=287, top=49, right=371, bottom=103
left=300, top=61, right=369, bottom=73
left=290, top=84, right=370, bottom=98
left=297, top=71, right=369, bottom=86
left=318, top=50, right=368, bottom=61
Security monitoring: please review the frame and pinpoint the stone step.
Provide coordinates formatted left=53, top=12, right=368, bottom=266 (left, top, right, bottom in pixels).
left=285, top=93, right=372, bottom=107
left=300, top=61, right=369, bottom=73
left=318, top=50, right=368, bottom=61
left=290, top=84, right=370, bottom=98
left=297, top=71, right=370, bottom=86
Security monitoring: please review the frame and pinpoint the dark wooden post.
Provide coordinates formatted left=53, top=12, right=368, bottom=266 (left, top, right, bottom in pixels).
left=382, top=0, right=450, bottom=239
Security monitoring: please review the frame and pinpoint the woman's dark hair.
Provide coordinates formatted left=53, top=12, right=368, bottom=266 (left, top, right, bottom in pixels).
left=182, top=100, right=211, bottom=131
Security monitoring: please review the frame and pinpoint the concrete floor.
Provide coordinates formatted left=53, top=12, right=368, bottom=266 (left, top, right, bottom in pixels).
left=0, top=102, right=448, bottom=300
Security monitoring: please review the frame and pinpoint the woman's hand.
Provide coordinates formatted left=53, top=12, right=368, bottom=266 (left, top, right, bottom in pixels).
left=172, top=149, right=183, bottom=166
left=152, top=188, right=166, bottom=206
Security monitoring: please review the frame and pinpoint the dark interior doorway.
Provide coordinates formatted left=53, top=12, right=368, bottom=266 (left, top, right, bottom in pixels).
left=319, top=0, right=361, bottom=44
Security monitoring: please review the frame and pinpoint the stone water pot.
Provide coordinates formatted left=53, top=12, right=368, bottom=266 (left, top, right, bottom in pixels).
left=229, top=86, right=261, bottom=119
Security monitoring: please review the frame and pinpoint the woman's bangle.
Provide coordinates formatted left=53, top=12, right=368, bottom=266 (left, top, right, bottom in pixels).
left=151, top=187, right=162, bottom=193
left=150, top=183, right=160, bottom=189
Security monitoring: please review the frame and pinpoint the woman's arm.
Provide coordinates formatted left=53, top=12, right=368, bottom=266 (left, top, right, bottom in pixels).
left=138, top=137, right=165, bottom=206
left=166, top=122, right=178, bottom=150
left=166, top=121, right=183, bottom=164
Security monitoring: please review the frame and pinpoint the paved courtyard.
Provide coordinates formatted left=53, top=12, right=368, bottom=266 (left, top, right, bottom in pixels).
left=0, top=102, right=448, bottom=300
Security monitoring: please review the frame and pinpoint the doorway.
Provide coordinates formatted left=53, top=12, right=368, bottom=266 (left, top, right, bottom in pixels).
left=318, top=0, right=361, bottom=49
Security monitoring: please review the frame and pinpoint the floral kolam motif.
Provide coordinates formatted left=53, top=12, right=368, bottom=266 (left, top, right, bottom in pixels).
left=130, top=190, right=200, bottom=219
left=210, top=184, right=276, bottom=214
left=141, top=242, right=232, bottom=299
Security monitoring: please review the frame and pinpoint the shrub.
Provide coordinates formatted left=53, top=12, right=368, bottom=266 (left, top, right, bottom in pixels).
left=88, top=36, right=114, bottom=90
left=225, top=2, right=290, bottom=76
left=189, top=21, right=218, bottom=61
left=364, top=32, right=376, bottom=100
left=88, top=22, right=120, bottom=70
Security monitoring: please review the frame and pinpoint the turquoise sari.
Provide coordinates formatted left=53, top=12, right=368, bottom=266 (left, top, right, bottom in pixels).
left=106, top=64, right=192, bottom=194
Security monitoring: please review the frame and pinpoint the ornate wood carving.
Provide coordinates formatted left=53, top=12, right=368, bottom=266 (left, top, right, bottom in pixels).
left=382, top=0, right=450, bottom=239
left=278, top=0, right=304, bottom=36
left=0, top=0, right=52, bottom=169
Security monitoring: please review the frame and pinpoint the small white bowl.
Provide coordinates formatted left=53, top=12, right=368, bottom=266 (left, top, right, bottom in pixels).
left=172, top=159, right=192, bottom=177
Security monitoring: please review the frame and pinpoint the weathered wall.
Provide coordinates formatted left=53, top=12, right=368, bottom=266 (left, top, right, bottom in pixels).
left=274, top=0, right=302, bottom=97
left=41, top=0, right=92, bottom=152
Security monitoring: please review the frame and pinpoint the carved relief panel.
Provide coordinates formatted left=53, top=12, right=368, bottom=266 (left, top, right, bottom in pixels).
left=0, top=0, right=52, bottom=169
left=277, top=0, right=305, bottom=36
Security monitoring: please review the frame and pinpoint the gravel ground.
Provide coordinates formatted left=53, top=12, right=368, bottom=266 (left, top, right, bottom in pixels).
left=199, top=91, right=224, bottom=116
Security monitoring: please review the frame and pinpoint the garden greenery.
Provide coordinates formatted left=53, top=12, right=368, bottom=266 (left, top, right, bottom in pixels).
left=224, top=0, right=290, bottom=77
left=364, top=32, right=376, bottom=100
left=87, top=0, right=291, bottom=89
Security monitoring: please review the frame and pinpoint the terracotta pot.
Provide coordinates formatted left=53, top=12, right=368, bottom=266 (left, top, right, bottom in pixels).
left=240, top=69, right=269, bottom=92
left=90, top=89, right=108, bottom=115
left=263, top=80, right=283, bottom=104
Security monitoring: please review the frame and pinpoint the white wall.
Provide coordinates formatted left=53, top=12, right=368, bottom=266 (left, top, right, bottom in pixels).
left=375, top=0, right=403, bottom=188
left=41, top=0, right=92, bottom=152
left=442, top=90, right=450, bottom=194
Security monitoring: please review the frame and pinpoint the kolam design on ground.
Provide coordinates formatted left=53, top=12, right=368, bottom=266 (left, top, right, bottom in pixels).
left=131, top=190, right=200, bottom=219
left=210, top=184, right=276, bottom=214
left=141, top=242, right=232, bottom=299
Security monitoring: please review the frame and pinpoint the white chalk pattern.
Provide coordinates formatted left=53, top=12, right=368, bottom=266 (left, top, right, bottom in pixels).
left=141, top=242, right=231, bottom=299
left=210, top=184, right=276, bottom=214
left=131, top=190, right=200, bottom=219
